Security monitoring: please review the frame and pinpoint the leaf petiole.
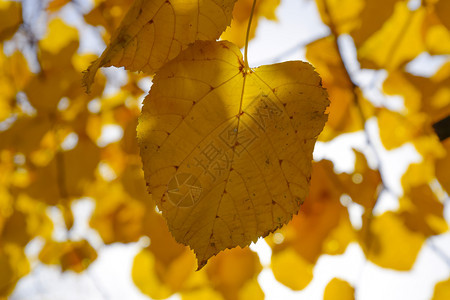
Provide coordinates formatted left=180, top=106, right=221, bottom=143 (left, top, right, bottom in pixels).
left=244, top=0, right=257, bottom=71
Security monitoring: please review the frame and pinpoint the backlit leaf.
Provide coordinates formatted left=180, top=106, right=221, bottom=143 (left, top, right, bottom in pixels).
left=138, top=40, right=329, bottom=268
left=83, top=0, right=237, bottom=92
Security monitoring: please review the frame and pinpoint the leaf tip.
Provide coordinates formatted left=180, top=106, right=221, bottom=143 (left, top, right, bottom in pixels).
left=82, top=59, right=101, bottom=94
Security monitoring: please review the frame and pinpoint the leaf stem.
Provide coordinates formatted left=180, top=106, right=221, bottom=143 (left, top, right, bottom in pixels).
left=244, top=0, right=257, bottom=70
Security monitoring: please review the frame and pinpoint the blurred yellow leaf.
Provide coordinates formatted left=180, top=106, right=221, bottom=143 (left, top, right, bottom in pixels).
left=39, top=18, right=79, bottom=58
left=0, top=210, right=29, bottom=247
left=138, top=40, right=329, bottom=268
left=89, top=181, right=146, bottom=244
left=423, top=8, right=450, bottom=55
left=0, top=245, right=29, bottom=297
left=0, top=0, right=22, bottom=42
left=350, top=0, right=401, bottom=47
left=47, top=0, right=71, bottom=11
left=337, top=150, right=381, bottom=210
left=323, top=278, right=355, bottom=300
left=132, top=247, right=179, bottom=299
left=432, top=277, right=450, bottom=300
left=206, top=247, right=262, bottom=300
left=315, top=0, right=364, bottom=35
left=399, top=184, right=448, bottom=236
left=0, top=115, right=52, bottom=154
left=0, top=50, right=31, bottom=121
left=361, top=211, right=424, bottom=270
left=383, top=64, right=450, bottom=122
left=269, top=160, right=354, bottom=289
left=84, top=0, right=134, bottom=39
left=434, top=0, right=450, bottom=30
left=435, top=138, right=450, bottom=193
left=357, top=1, right=426, bottom=70
left=306, top=36, right=374, bottom=141
left=39, top=240, right=97, bottom=273
left=221, top=0, right=280, bottom=48
left=378, top=109, right=425, bottom=150
left=83, top=0, right=237, bottom=92
left=133, top=212, right=196, bottom=299
left=25, top=138, right=100, bottom=205
left=271, top=247, right=314, bottom=290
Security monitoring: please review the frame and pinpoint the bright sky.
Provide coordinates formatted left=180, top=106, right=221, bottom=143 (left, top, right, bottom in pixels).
left=9, top=0, right=450, bottom=299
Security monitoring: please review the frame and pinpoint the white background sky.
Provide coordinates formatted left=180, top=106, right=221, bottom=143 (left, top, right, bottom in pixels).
left=9, top=0, right=450, bottom=299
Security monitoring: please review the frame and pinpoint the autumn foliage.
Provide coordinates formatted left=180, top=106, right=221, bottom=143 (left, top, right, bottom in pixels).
left=0, top=0, right=449, bottom=299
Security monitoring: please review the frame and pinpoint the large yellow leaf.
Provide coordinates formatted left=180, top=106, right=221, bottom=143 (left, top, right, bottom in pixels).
left=138, top=40, right=329, bottom=268
left=83, top=0, right=237, bottom=92
left=323, top=278, right=355, bottom=300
